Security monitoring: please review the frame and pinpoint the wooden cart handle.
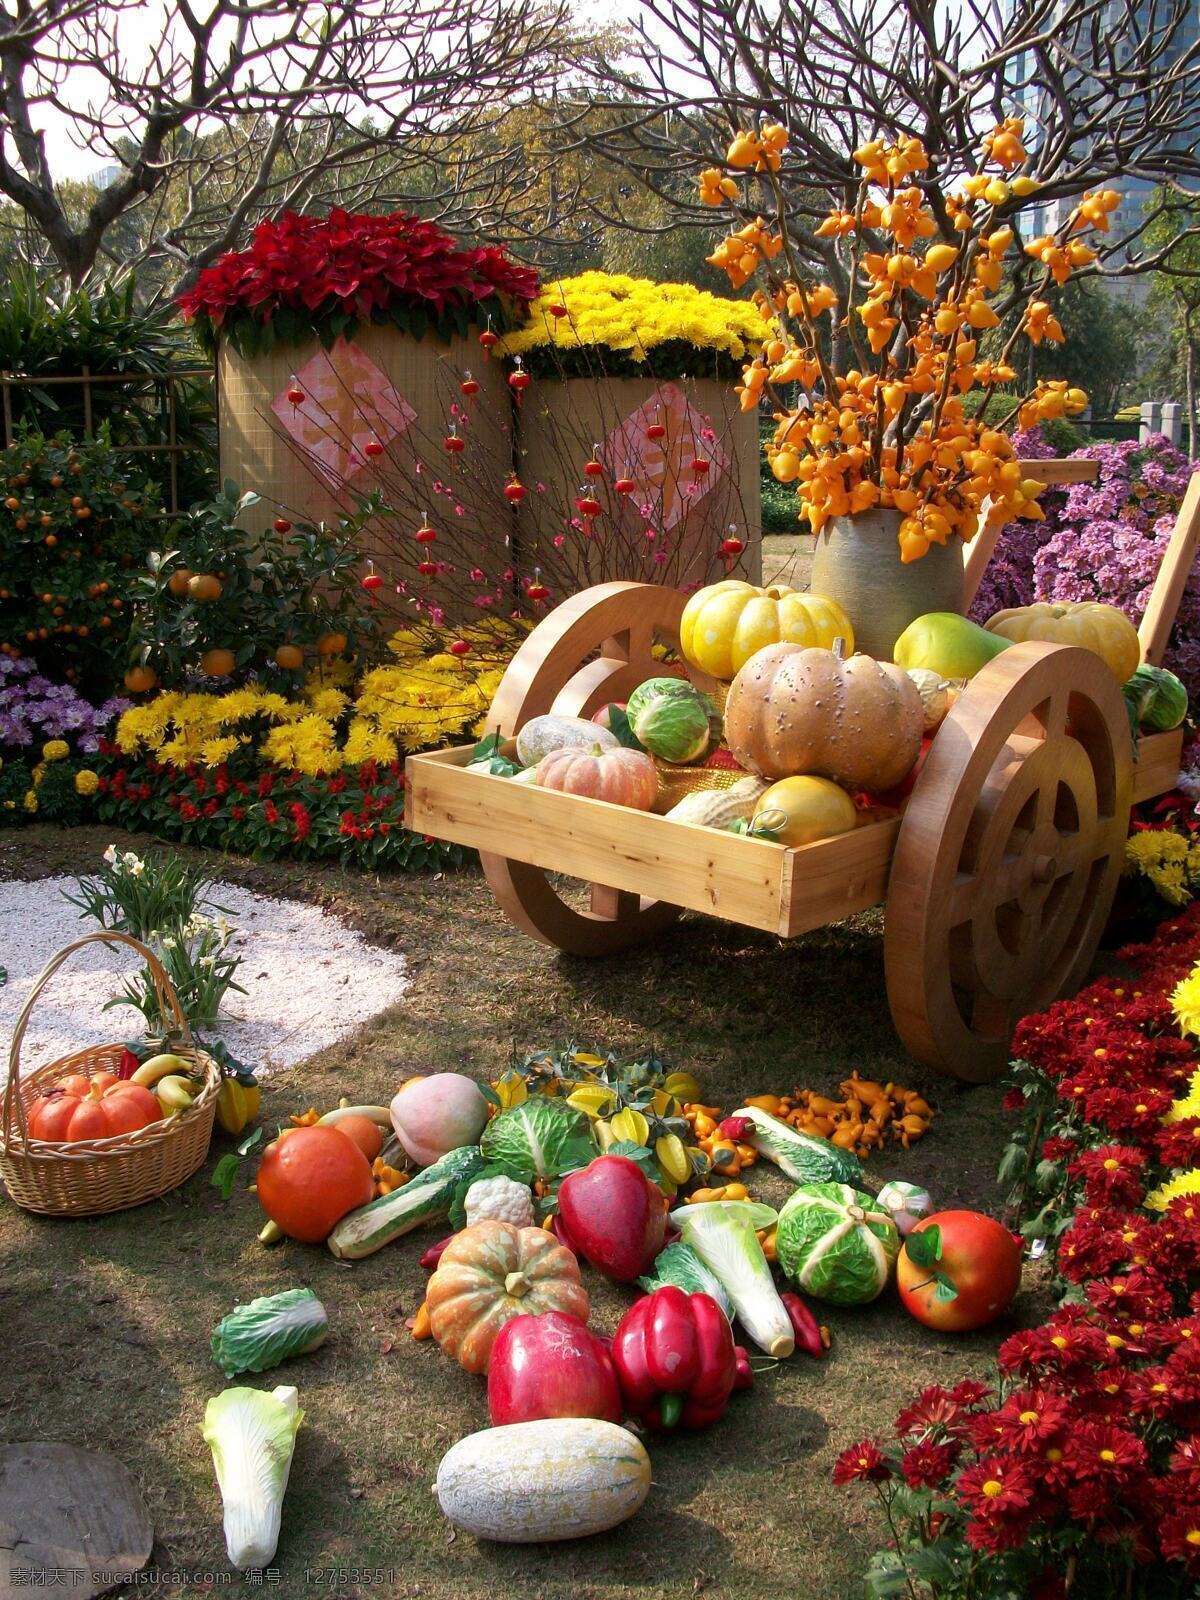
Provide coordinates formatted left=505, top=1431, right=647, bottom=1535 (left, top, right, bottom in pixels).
left=1137, top=471, right=1200, bottom=667
left=3, top=932, right=191, bottom=1145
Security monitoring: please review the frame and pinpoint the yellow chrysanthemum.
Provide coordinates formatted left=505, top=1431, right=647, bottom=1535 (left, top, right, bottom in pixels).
left=200, top=736, right=242, bottom=768
left=342, top=720, right=400, bottom=766
left=22, top=789, right=37, bottom=813
left=1146, top=1170, right=1200, bottom=1211
left=1164, top=1067, right=1200, bottom=1125
left=1173, top=968, right=1200, bottom=1040
left=496, top=272, right=765, bottom=363
left=261, top=715, right=341, bottom=776
left=74, top=769, right=100, bottom=796
left=42, top=739, right=69, bottom=762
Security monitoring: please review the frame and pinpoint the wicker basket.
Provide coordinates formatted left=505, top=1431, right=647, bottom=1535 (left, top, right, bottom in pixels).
left=1, top=932, right=221, bottom=1217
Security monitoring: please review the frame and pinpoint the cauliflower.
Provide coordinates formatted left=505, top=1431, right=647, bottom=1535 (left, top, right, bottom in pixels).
left=463, top=1173, right=535, bottom=1229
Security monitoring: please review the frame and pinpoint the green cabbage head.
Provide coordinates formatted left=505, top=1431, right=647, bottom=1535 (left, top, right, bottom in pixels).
left=775, top=1181, right=899, bottom=1305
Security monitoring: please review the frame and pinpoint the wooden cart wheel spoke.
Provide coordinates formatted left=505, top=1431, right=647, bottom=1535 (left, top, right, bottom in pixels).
left=885, top=641, right=1132, bottom=1082
left=478, top=582, right=717, bottom=957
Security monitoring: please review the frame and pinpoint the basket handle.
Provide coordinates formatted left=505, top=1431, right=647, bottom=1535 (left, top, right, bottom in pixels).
left=3, top=931, right=192, bottom=1146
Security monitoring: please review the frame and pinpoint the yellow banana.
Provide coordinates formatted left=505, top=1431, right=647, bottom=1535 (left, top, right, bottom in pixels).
left=131, top=1052, right=193, bottom=1087
left=156, top=1074, right=197, bottom=1114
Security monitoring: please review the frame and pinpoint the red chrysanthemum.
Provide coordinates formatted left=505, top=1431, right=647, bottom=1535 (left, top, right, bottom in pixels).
left=832, top=1439, right=891, bottom=1485
left=900, top=1439, right=960, bottom=1489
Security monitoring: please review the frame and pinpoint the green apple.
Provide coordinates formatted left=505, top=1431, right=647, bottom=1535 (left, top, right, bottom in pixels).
left=893, top=612, right=1012, bottom=680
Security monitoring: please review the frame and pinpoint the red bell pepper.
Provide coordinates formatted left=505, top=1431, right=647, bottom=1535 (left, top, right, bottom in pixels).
left=611, top=1285, right=736, bottom=1430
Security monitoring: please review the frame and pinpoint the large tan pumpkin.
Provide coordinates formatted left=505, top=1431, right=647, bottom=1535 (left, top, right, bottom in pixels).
left=724, top=643, right=923, bottom=791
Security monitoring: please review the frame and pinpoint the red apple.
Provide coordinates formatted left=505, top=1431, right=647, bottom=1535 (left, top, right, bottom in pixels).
left=897, top=1209, right=1022, bottom=1333
left=488, top=1312, right=621, bottom=1425
left=557, top=1154, right=667, bottom=1282
left=592, top=701, right=628, bottom=728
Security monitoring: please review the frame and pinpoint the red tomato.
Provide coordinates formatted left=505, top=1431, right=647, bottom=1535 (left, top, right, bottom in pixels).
left=897, top=1209, right=1022, bottom=1333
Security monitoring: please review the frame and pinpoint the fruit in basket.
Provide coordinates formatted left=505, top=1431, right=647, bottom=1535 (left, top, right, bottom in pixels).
left=665, top=776, right=768, bottom=830
left=131, top=1051, right=194, bottom=1086
left=753, top=776, right=857, bottom=847
left=515, top=713, right=618, bottom=767
left=426, top=1219, right=589, bottom=1374
left=680, top=580, right=855, bottom=679
left=984, top=600, right=1139, bottom=682
left=557, top=1154, right=668, bottom=1282
left=897, top=1210, right=1022, bottom=1332
left=255, top=1124, right=375, bottom=1243
left=26, top=1070, right=163, bottom=1142
left=155, top=1073, right=199, bottom=1114
left=724, top=642, right=922, bottom=789
left=389, top=1073, right=489, bottom=1167
left=893, top=612, right=1010, bottom=679
left=625, top=677, right=722, bottom=763
left=488, top=1312, right=621, bottom=1425
left=775, top=1182, right=900, bottom=1305
left=535, top=744, right=658, bottom=809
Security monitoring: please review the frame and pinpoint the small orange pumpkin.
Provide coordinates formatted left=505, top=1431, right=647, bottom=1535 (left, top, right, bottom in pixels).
left=725, top=642, right=923, bottom=791
left=535, top=743, right=658, bottom=809
left=27, top=1071, right=163, bottom=1142
left=256, top=1124, right=375, bottom=1242
left=426, top=1219, right=589, bottom=1374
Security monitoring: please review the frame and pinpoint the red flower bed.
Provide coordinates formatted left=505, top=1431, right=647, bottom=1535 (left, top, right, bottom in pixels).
left=837, top=905, right=1200, bottom=1596
left=179, top=209, right=540, bottom=356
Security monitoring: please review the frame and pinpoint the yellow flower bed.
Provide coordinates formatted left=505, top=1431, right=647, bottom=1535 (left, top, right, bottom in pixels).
left=113, top=620, right=522, bottom=775
left=498, top=271, right=764, bottom=364
left=1125, top=829, right=1200, bottom=908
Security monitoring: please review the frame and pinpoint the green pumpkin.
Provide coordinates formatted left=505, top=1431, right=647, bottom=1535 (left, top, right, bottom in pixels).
left=626, top=677, right=722, bottom=764
left=775, top=1181, right=899, bottom=1305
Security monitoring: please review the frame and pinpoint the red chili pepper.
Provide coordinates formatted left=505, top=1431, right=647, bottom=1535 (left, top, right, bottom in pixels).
left=717, top=1115, right=752, bottom=1141
left=418, top=1234, right=455, bottom=1272
left=116, top=1048, right=141, bottom=1081
left=611, top=1285, right=736, bottom=1430
left=732, top=1344, right=754, bottom=1391
left=781, top=1291, right=826, bottom=1359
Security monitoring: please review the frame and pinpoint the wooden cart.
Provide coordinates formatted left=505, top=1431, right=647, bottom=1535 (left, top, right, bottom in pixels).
left=406, top=461, right=1200, bottom=1082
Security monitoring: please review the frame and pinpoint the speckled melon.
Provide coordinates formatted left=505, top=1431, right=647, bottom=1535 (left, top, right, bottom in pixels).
left=434, top=1418, right=651, bottom=1542
left=515, top=714, right=618, bottom=767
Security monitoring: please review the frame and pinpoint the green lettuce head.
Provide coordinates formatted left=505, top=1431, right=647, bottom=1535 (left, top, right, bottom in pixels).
left=626, top=677, right=722, bottom=764
left=775, top=1182, right=899, bottom=1305
left=479, top=1095, right=594, bottom=1182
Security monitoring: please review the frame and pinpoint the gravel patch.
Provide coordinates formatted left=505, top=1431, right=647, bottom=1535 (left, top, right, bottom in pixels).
left=0, top=876, right=410, bottom=1077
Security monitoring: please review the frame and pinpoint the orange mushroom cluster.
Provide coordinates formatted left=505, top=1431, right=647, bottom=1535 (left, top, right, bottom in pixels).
left=743, top=1074, right=935, bottom=1160
left=700, top=119, right=1113, bottom=563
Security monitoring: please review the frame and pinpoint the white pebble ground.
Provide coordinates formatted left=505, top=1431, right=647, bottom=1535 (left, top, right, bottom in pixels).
left=0, top=876, right=410, bottom=1077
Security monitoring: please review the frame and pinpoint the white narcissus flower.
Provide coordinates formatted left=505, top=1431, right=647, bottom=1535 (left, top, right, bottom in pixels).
left=103, top=844, right=118, bottom=865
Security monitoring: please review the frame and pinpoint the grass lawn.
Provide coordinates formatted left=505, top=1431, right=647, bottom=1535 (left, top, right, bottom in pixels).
left=0, top=826, right=1046, bottom=1600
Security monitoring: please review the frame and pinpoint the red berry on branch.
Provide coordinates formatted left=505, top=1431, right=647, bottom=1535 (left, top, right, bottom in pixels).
left=448, top=639, right=471, bottom=657
left=273, top=518, right=292, bottom=533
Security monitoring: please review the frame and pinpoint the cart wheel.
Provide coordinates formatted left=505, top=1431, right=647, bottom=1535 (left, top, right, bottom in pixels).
left=885, top=641, right=1133, bottom=1082
left=482, top=581, right=716, bottom=957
